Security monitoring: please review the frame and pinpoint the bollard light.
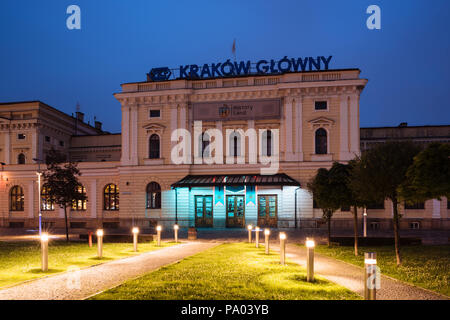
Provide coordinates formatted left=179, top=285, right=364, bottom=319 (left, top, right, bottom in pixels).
left=132, top=227, right=139, bottom=252
left=96, top=229, right=104, bottom=258
left=364, top=252, right=377, bottom=300
left=88, top=231, right=93, bottom=248
left=264, top=229, right=270, bottom=254
left=363, top=208, right=368, bottom=238
left=247, top=225, right=253, bottom=243
left=306, top=238, right=315, bottom=282
left=279, top=232, right=286, bottom=265
left=174, top=224, right=179, bottom=243
left=40, top=232, right=49, bottom=272
left=255, top=226, right=260, bottom=248
left=156, top=225, right=162, bottom=246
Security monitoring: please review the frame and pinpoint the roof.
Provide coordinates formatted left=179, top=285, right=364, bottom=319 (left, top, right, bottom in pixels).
left=171, top=173, right=301, bottom=188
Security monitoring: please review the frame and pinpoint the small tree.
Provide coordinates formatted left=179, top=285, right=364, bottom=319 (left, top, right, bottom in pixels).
left=399, top=143, right=450, bottom=202
left=43, top=149, right=87, bottom=242
left=307, top=168, right=340, bottom=246
left=356, top=141, right=421, bottom=265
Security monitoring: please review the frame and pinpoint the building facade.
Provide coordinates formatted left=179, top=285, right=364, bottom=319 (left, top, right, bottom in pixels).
left=0, top=70, right=448, bottom=232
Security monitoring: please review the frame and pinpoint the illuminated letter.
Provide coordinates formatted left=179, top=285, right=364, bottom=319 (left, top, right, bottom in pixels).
left=66, top=5, right=81, bottom=30
left=366, top=5, right=381, bottom=30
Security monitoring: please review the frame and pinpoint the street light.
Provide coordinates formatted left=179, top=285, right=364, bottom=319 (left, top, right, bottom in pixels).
left=156, top=225, right=162, bottom=246
left=96, top=229, right=104, bottom=258
left=264, top=229, right=270, bottom=254
left=363, top=207, right=368, bottom=237
left=247, top=225, right=253, bottom=243
left=40, top=232, right=49, bottom=271
left=33, top=158, right=43, bottom=236
left=279, top=232, right=286, bottom=265
left=174, top=224, right=179, bottom=243
left=255, top=226, right=260, bottom=248
left=132, top=227, right=139, bottom=252
left=364, top=252, right=378, bottom=300
left=306, top=238, right=315, bottom=282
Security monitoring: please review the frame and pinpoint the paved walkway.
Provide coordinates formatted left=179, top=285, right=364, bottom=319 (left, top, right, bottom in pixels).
left=271, top=243, right=448, bottom=300
left=0, top=241, right=218, bottom=300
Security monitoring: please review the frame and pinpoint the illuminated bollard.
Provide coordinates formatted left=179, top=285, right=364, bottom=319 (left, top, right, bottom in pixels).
left=40, top=232, right=49, bottom=272
left=88, top=231, right=93, bottom=248
left=264, top=229, right=270, bottom=254
left=247, top=225, right=253, bottom=243
left=364, top=252, right=377, bottom=300
left=279, top=232, right=286, bottom=265
left=96, top=229, right=104, bottom=258
left=156, top=225, right=162, bottom=246
left=306, top=238, right=315, bottom=282
left=174, top=224, right=179, bottom=243
left=363, top=208, right=368, bottom=238
left=255, top=226, right=260, bottom=248
left=132, top=227, right=139, bottom=252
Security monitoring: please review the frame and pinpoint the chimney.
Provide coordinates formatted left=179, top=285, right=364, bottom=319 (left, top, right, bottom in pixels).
left=76, top=111, right=85, bottom=122
left=398, top=122, right=408, bottom=127
left=95, top=121, right=102, bottom=131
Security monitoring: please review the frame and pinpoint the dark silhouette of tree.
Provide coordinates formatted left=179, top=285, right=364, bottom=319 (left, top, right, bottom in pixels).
left=43, top=149, right=87, bottom=242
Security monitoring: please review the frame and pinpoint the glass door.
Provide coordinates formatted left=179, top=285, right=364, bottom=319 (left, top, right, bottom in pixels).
left=258, top=195, right=278, bottom=227
left=195, top=195, right=213, bottom=227
left=226, top=195, right=245, bottom=228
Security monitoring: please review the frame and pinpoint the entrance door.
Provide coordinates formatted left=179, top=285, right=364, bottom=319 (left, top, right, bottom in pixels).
left=195, top=195, right=213, bottom=227
left=226, top=195, right=245, bottom=228
left=258, top=195, right=278, bottom=227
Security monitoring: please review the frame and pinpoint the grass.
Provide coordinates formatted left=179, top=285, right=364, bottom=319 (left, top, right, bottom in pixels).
left=0, top=240, right=176, bottom=288
left=313, top=244, right=450, bottom=296
left=90, top=242, right=361, bottom=300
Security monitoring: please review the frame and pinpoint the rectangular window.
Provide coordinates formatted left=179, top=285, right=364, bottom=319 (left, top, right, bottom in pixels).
left=405, top=201, right=425, bottom=210
left=367, top=200, right=384, bottom=210
left=17, top=133, right=26, bottom=140
left=370, top=222, right=380, bottom=230
left=314, top=101, right=328, bottom=110
left=409, top=222, right=420, bottom=229
left=341, top=206, right=351, bottom=212
left=59, top=141, right=65, bottom=147
left=45, top=136, right=51, bottom=142
left=149, top=110, right=161, bottom=118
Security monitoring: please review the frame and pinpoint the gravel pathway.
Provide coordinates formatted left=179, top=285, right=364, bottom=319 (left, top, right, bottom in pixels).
left=0, top=241, right=218, bottom=300
left=271, top=243, right=448, bottom=300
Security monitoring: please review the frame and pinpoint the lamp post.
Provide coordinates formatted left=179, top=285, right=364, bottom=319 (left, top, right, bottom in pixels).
left=156, top=225, right=162, bottom=246
left=306, top=238, right=315, bottom=282
left=247, top=225, right=253, bottom=243
left=364, top=252, right=377, bottom=300
left=174, top=224, right=179, bottom=243
left=264, top=229, right=270, bottom=254
left=33, top=158, right=43, bottom=236
left=40, top=232, right=49, bottom=271
left=279, top=232, right=286, bottom=265
left=96, top=229, right=104, bottom=258
left=255, top=226, right=260, bottom=248
left=132, top=227, right=139, bottom=252
left=363, top=207, right=367, bottom=237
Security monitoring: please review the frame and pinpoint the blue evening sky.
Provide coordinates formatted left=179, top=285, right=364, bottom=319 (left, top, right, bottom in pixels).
left=0, top=0, right=449, bottom=133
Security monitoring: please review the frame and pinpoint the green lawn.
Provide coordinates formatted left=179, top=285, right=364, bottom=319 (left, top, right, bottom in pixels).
left=0, top=240, right=176, bottom=288
left=91, top=242, right=361, bottom=300
left=313, top=244, right=450, bottom=296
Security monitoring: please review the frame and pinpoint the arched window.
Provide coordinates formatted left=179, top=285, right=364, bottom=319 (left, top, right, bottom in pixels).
left=104, top=183, right=119, bottom=210
left=41, top=184, right=54, bottom=211
left=72, top=185, right=87, bottom=211
left=149, top=134, right=160, bottom=159
left=262, top=130, right=272, bottom=156
left=146, top=182, right=161, bottom=209
left=315, top=128, right=327, bottom=154
left=229, top=131, right=241, bottom=157
left=200, top=132, right=210, bottom=158
left=17, top=153, right=25, bottom=164
left=10, top=186, right=24, bottom=211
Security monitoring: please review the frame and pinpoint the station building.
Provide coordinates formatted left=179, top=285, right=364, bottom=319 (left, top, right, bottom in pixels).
left=0, top=69, right=448, bottom=232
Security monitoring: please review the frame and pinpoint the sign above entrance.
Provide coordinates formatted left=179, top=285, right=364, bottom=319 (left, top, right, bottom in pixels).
left=147, top=55, right=333, bottom=81
left=193, top=99, right=281, bottom=121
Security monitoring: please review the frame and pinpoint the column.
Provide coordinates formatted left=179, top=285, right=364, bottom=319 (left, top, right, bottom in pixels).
left=294, top=97, right=303, bottom=161
left=32, top=131, right=37, bottom=161
left=28, top=182, right=34, bottom=218
left=349, top=94, right=360, bottom=156
left=170, top=105, right=178, bottom=153
left=130, top=105, right=138, bottom=165
left=4, top=132, right=10, bottom=164
left=285, top=98, right=294, bottom=161
left=121, top=105, right=130, bottom=165
left=432, top=199, right=441, bottom=219
left=340, top=95, right=350, bottom=160
left=91, top=180, right=97, bottom=218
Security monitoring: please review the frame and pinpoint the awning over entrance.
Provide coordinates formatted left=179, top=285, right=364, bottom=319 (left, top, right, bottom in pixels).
left=171, top=173, right=300, bottom=188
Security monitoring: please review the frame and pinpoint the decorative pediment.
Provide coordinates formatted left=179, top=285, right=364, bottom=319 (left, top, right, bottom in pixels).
left=143, top=123, right=166, bottom=135
left=308, top=117, right=335, bottom=129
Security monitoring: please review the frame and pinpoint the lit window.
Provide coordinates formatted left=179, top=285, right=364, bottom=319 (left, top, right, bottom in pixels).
left=72, top=185, right=87, bottom=211
left=41, top=184, right=54, bottom=211
left=104, top=184, right=119, bottom=211
left=10, top=186, right=24, bottom=211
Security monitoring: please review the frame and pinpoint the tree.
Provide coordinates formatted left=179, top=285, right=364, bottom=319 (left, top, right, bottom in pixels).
left=399, top=143, right=450, bottom=202
left=356, top=141, right=421, bottom=265
left=43, top=149, right=87, bottom=242
left=307, top=167, right=341, bottom=246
